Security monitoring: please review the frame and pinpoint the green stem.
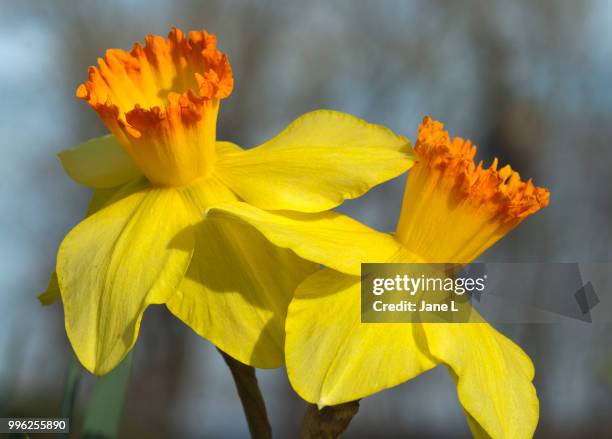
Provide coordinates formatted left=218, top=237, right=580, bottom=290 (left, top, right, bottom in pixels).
left=219, top=349, right=272, bottom=439
left=58, top=353, right=82, bottom=439
left=300, top=401, right=360, bottom=439
left=82, top=353, right=133, bottom=438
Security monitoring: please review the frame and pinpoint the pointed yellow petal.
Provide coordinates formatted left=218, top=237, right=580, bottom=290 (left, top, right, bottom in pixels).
left=58, top=135, right=142, bottom=188
left=216, top=140, right=243, bottom=155
left=286, top=269, right=436, bottom=406
left=207, top=202, right=414, bottom=276
left=424, top=323, right=539, bottom=438
left=214, top=110, right=413, bottom=212
left=39, top=185, right=130, bottom=306
left=57, top=182, right=196, bottom=375
left=256, top=110, right=409, bottom=152
left=86, top=185, right=131, bottom=214
left=38, top=272, right=60, bottom=305
left=166, top=178, right=317, bottom=368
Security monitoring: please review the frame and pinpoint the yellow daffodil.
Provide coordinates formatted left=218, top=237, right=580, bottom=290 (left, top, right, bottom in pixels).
left=208, top=117, right=550, bottom=438
left=49, top=28, right=414, bottom=376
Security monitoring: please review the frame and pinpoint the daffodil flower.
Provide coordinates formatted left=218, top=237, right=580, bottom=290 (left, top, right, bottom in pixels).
left=51, top=28, right=414, bottom=375
left=208, top=117, right=550, bottom=438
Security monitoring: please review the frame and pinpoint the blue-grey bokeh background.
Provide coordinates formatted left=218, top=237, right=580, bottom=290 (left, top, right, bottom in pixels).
left=1, top=0, right=611, bottom=437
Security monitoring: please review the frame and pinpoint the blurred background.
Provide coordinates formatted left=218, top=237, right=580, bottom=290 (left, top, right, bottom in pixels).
left=1, top=0, right=611, bottom=437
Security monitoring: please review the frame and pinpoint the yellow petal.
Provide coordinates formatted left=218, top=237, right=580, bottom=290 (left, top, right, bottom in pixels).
left=38, top=272, right=60, bottom=305
left=286, top=268, right=436, bottom=406
left=214, top=110, right=413, bottom=212
left=207, top=202, right=415, bottom=276
left=58, top=135, right=141, bottom=188
left=166, top=178, right=317, bottom=368
left=255, top=110, right=409, bottom=152
left=57, top=182, right=196, bottom=374
left=424, top=323, right=538, bottom=438
left=39, top=185, right=129, bottom=306
left=216, top=140, right=243, bottom=155
left=86, top=185, right=130, bottom=215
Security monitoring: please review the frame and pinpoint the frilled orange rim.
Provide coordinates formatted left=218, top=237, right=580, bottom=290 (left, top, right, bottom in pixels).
left=414, top=116, right=550, bottom=223
left=76, top=27, right=233, bottom=138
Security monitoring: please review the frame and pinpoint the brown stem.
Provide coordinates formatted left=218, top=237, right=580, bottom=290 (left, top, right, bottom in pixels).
left=219, top=349, right=272, bottom=439
left=300, top=401, right=360, bottom=439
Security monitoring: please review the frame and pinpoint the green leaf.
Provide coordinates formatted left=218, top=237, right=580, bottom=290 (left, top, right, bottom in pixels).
left=82, top=353, right=133, bottom=439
